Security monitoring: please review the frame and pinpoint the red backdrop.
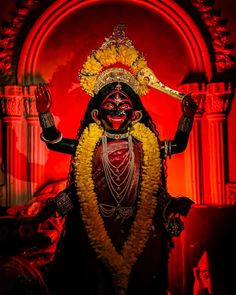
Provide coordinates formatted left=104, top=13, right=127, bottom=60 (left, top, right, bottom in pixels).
left=16, top=0, right=212, bottom=195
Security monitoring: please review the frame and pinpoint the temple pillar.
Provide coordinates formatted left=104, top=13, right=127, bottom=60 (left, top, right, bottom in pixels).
left=178, top=83, right=205, bottom=204
left=0, top=118, right=4, bottom=206
left=204, top=82, right=231, bottom=205
left=0, top=86, right=24, bottom=206
left=24, top=85, right=46, bottom=200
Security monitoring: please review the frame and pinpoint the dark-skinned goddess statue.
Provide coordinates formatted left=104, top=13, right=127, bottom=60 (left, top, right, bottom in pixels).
left=32, top=25, right=197, bottom=295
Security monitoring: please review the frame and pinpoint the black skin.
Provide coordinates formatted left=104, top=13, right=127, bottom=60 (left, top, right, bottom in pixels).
left=36, top=85, right=197, bottom=219
left=99, top=91, right=134, bottom=133
left=165, top=196, right=194, bottom=217
left=182, top=93, right=198, bottom=117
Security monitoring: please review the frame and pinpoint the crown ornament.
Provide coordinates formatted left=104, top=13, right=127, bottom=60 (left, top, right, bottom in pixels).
left=79, top=24, right=184, bottom=100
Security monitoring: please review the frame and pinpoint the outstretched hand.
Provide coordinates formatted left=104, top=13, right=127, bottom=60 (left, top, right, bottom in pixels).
left=165, top=196, right=194, bottom=217
left=35, top=83, right=52, bottom=113
left=181, top=93, right=198, bottom=117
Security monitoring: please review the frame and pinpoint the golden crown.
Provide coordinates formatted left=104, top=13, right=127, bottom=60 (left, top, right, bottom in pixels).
left=78, top=24, right=184, bottom=100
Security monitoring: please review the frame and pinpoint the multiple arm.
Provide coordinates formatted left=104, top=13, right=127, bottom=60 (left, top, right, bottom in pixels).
left=159, top=93, right=197, bottom=231
left=35, top=84, right=196, bottom=227
left=36, top=84, right=197, bottom=158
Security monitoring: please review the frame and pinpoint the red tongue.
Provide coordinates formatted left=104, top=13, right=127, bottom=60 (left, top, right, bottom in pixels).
left=107, top=115, right=125, bottom=130
left=112, top=119, right=123, bottom=130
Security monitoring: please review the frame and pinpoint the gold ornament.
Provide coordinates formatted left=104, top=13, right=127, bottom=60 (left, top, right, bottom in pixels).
left=79, top=24, right=185, bottom=100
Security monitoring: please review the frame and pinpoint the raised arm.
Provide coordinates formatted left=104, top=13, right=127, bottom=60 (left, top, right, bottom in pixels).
left=160, top=93, right=198, bottom=159
left=35, top=84, right=76, bottom=155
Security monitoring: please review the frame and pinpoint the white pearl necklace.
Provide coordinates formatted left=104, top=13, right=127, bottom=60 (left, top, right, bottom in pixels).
left=100, top=134, right=136, bottom=220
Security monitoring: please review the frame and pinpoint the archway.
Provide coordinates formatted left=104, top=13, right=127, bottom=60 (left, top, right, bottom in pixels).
left=16, top=0, right=212, bottom=195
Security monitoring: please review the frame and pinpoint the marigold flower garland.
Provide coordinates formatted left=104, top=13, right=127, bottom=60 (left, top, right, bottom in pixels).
left=74, top=123, right=161, bottom=294
left=79, top=45, right=149, bottom=97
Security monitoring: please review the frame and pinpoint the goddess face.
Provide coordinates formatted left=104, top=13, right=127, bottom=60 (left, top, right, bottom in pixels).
left=91, top=84, right=142, bottom=134
left=99, top=90, right=134, bottom=133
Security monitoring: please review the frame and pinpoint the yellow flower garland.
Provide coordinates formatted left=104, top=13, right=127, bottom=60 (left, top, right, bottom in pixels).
left=74, top=123, right=161, bottom=294
left=79, top=45, right=149, bottom=97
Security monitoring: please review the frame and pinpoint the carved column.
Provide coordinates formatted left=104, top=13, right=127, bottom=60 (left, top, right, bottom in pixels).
left=24, top=85, right=45, bottom=200
left=0, top=86, right=24, bottom=206
left=0, top=118, right=4, bottom=206
left=178, top=83, right=205, bottom=204
left=205, top=83, right=230, bottom=204
left=226, top=183, right=236, bottom=205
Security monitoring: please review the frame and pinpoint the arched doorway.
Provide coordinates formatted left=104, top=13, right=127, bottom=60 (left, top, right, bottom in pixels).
left=17, top=0, right=212, bottom=197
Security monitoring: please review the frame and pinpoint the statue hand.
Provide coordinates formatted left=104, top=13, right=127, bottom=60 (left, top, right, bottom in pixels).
left=35, top=83, right=52, bottom=113
left=181, top=93, right=198, bottom=117
left=165, top=196, right=194, bottom=217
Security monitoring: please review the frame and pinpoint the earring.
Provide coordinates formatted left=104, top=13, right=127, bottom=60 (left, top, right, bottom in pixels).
left=132, top=110, right=143, bottom=126
left=95, top=120, right=101, bottom=126
left=91, top=109, right=101, bottom=126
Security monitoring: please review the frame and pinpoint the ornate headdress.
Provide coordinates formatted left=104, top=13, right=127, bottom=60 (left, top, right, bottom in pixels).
left=78, top=24, right=184, bottom=100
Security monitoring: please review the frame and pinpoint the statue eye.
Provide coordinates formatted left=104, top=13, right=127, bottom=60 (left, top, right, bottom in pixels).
left=101, top=103, right=115, bottom=110
left=119, top=104, right=132, bottom=110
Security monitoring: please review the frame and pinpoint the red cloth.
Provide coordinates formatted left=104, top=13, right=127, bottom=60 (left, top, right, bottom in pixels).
left=6, top=184, right=66, bottom=269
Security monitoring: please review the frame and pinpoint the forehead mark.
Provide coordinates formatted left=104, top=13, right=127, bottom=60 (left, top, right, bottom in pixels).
left=102, top=91, right=133, bottom=107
